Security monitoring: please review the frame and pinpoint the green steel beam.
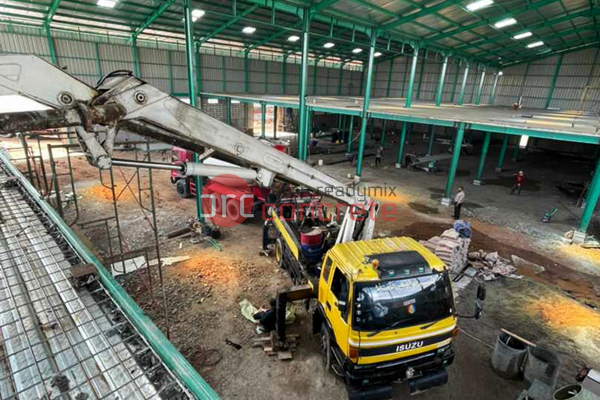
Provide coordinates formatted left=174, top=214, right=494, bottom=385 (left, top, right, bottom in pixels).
left=490, top=72, right=500, bottom=104
left=457, top=62, right=469, bottom=106
left=310, top=0, right=344, bottom=16
left=416, top=52, right=426, bottom=100
left=44, top=0, right=61, bottom=23
left=385, top=57, right=394, bottom=97
left=198, top=5, right=259, bottom=45
left=43, top=24, right=58, bottom=65
left=473, top=131, right=491, bottom=185
left=579, top=156, right=600, bottom=232
left=355, top=28, right=377, bottom=179
left=261, top=103, right=266, bottom=138
left=347, top=115, right=354, bottom=152
left=405, top=47, right=419, bottom=108
left=247, top=21, right=302, bottom=52
left=132, top=39, right=141, bottom=77
left=381, top=0, right=458, bottom=31
left=395, top=122, right=408, bottom=167
left=244, top=52, right=249, bottom=93
left=131, top=0, right=177, bottom=40
left=474, top=66, right=486, bottom=105
left=0, top=150, right=220, bottom=400
left=425, top=0, right=561, bottom=43
left=298, top=7, right=311, bottom=161
left=468, top=123, right=600, bottom=145
left=496, top=134, right=509, bottom=172
left=545, top=54, right=563, bottom=109
left=94, top=42, right=102, bottom=80
left=435, top=55, right=449, bottom=107
left=442, top=123, right=466, bottom=203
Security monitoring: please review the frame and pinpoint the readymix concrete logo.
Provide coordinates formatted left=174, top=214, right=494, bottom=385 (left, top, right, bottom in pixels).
left=200, top=174, right=398, bottom=227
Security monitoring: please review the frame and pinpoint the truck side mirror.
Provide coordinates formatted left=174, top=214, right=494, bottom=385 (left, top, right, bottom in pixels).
left=477, top=282, right=486, bottom=301
left=337, top=300, right=347, bottom=314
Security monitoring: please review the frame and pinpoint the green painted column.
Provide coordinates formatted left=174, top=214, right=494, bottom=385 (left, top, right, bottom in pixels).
left=426, top=125, right=435, bottom=156
left=545, top=54, right=563, bottom=109
left=385, top=58, right=394, bottom=97
left=473, top=131, right=492, bottom=185
left=442, top=123, right=466, bottom=205
left=395, top=122, right=408, bottom=168
left=512, top=137, right=520, bottom=162
left=94, top=42, right=102, bottom=80
left=44, top=23, right=58, bottom=65
left=578, top=156, right=600, bottom=233
left=297, top=7, right=311, bottom=161
left=244, top=52, right=249, bottom=93
left=380, top=120, right=387, bottom=146
left=458, top=62, right=469, bottom=106
left=281, top=55, right=288, bottom=94
left=354, top=28, right=378, bottom=181
left=405, top=47, right=419, bottom=108
left=195, top=44, right=203, bottom=109
left=312, top=60, right=318, bottom=95
left=495, top=134, right=509, bottom=172
left=226, top=98, right=232, bottom=125
left=167, top=50, right=174, bottom=94
left=261, top=103, right=266, bottom=139
left=347, top=116, right=354, bottom=153
left=450, top=61, right=460, bottom=103
left=416, top=51, right=426, bottom=100
left=474, top=66, right=486, bottom=105
left=337, top=63, right=344, bottom=95
left=183, top=0, right=203, bottom=221
left=273, top=106, right=277, bottom=139
left=132, top=39, right=141, bottom=77
left=435, top=55, right=449, bottom=107
left=490, top=72, right=501, bottom=104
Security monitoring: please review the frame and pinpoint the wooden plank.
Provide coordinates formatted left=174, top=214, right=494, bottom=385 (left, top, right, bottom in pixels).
left=278, top=350, right=293, bottom=360
left=501, top=328, right=536, bottom=348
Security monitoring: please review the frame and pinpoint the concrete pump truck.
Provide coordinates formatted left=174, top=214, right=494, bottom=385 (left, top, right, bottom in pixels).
left=0, top=55, right=485, bottom=400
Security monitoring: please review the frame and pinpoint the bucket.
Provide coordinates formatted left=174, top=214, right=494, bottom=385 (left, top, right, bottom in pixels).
left=524, top=346, right=561, bottom=389
left=491, top=333, right=528, bottom=380
left=554, top=385, right=598, bottom=400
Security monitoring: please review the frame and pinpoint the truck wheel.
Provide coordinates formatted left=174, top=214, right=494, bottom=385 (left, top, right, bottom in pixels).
left=320, top=323, right=332, bottom=371
left=275, top=238, right=284, bottom=268
left=176, top=179, right=191, bottom=198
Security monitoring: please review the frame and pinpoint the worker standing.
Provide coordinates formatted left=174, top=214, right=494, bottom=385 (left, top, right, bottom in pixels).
left=454, top=186, right=465, bottom=220
left=511, top=171, right=525, bottom=196
left=375, top=146, right=383, bottom=167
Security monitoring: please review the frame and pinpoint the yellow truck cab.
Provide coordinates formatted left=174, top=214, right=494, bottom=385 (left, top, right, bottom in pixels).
left=315, top=237, right=458, bottom=398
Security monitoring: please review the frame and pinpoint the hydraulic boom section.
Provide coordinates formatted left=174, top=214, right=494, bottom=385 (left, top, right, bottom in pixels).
left=0, top=55, right=376, bottom=241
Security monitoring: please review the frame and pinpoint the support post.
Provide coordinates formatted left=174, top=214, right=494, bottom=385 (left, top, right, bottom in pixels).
left=347, top=116, right=354, bottom=153
left=385, top=57, right=394, bottom=97
left=395, top=122, right=407, bottom=168
left=226, top=98, right=232, bottom=125
left=441, top=123, right=466, bottom=205
left=380, top=120, right=387, bottom=146
left=273, top=106, right=277, bottom=138
left=426, top=125, right=435, bottom=156
left=473, top=131, right=491, bottom=185
left=577, top=156, right=600, bottom=235
left=450, top=60, right=460, bottom=103
left=43, top=23, right=58, bottom=65
left=282, top=55, right=288, bottom=94
left=495, top=134, right=509, bottom=172
left=261, top=103, right=266, bottom=139
left=405, top=47, right=419, bottom=108
left=244, top=52, right=250, bottom=93
left=474, top=65, right=486, bottom=105
left=435, top=55, right=449, bottom=107
left=354, top=28, right=377, bottom=181
left=545, top=54, right=563, bottom=109
left=490, top=72, right=501, bottom=104
left=512, top=137, right=520, bottom=162
left=183, top=0, right=202, bottom=221
left=458, top=62, right=469, bottom=106
left=132, top=38, right=141, bottom=77
left=297, top=7, right=310, bottom=161
left=94, top=42, right=102, bottom=80
left=337, top=63, right=344, bottom=95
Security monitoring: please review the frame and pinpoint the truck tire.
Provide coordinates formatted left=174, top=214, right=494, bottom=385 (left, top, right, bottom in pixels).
left=275, top=238, right=285, bottom=268
left=320, top=323, right=332, bottom=371
left=176, top=179, right=191, bottom=198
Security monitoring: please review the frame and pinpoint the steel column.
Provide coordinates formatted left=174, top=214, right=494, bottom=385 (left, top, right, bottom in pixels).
left=132, top=39, right=141, bottom=77
left=458, top=62, right=469, bottom=106
left=435, top=55, right=449, bottom=107
left=261, top=103, right=266, bottom=139
left=167, top=50, right=174, bottom=94
left=474, top=66, right=486, bottom=105
left=337, top=63, right=344, bottom=95
left=450, top=61, right=460, bottom=103
left=473, top=131, right=491, bottom=185
left=490, top=72, right=500, bottom=104
left=578, top=156, right=600, bottom=233
left=282, top=55, right=288, bottom=94
left=545, top=54, right=563, bottom=109
left=380, top=120, right=387, bottom=146
left=512, top=138, right=520, bottom=161
left=244, top=52, right=249, bottom=93
left=385, top=57, right=394, bottom=97
left=405, top=47, right=419, bottom=108
left=395, top=122, right=407, bottom=168
left=183, top=0, right=203, bottom=221
left=426, top=125, right=435, bottom=155
left=354, top=28, right=377, bottom=181
left=347, top=116, right=354, bottom=153
left=43, top=24, right=58, bottom=65
left=226, top=98, right=232, bottom=125
left=496, top=134, right=509, bottom=172
left=297, top=7, right=311, bottom=161
left=442, top=123, right=466, bottom=204
left=94, top=42, right=102, bottom=80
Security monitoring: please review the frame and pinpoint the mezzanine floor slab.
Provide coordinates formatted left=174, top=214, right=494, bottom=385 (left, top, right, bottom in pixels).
left=202, top=93, right=600, bottom=143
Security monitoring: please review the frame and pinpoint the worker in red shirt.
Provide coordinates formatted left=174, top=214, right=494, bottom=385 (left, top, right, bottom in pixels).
left=511, top=171, right=525, bottom=196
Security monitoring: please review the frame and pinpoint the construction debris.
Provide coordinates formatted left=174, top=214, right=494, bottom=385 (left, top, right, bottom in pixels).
left=252, top=331, right=298, bottom=360
left=148, top=255, right=190, bottom=267
left=468, top=250, right=520, bottom=281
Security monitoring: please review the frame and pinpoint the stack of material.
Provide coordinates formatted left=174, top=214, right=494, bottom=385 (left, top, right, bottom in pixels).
left=468, top=250, right=518, bottom=281
left=420, top=229, right=471, bottom=274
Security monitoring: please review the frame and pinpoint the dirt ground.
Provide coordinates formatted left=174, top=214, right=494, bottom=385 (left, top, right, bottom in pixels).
left=3, top=136, right=600, bottom=400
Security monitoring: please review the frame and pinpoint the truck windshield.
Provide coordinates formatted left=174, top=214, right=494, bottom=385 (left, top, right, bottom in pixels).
left=353, top=272, right=454, bottom=332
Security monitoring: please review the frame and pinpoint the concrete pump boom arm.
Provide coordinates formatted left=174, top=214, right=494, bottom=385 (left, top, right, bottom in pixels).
left=0, top=55, right=376, bottom=241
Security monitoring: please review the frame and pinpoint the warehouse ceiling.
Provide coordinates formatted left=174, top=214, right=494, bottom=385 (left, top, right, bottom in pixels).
left=0, top=0, right=598, bottom=66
